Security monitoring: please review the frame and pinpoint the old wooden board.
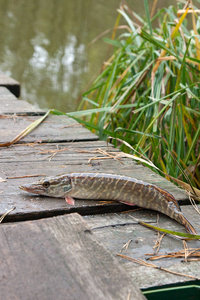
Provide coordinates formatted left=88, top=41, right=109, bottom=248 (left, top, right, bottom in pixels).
left=0, top=75, right=20, bottom=97
left=0, top=99, right=45, bottom=115
left=84, top=206, right=200, bottom=289
left=0, top=114, right=98, bottom=144
left=0, top=87, right=44, bottom=114
left=0, top=213, right=146, bottom=300
left=0, top=141, right=188, bottom=220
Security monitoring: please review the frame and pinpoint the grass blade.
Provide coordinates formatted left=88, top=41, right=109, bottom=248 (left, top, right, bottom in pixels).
left=0, top=110, right=50, bottom=147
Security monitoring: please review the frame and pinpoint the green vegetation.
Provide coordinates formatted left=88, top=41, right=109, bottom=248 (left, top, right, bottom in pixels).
left=72, top=1, right=200, bottom=188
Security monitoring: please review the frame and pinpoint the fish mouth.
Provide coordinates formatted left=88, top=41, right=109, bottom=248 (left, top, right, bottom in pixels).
left=19, top=185, right=33, bottom=192
left=19, top=184, right=43, bottom=195
left=19, top=185, right=27, bottom=191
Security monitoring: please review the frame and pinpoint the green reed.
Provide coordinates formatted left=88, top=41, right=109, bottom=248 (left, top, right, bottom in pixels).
left=69, top=1, right=200, bottom=188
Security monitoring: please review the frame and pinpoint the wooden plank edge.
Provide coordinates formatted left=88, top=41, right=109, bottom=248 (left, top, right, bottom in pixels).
left=1, top=201, right=193, bottom=223
left=0, top=75, right=20, bottom=97
left=1, top=202, right=133, bottom=223
left=2, top=111, right=46, bottom=116
left=0, top=212, right=146, bottom=300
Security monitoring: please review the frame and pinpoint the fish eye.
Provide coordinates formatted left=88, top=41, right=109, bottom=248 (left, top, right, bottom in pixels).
left=42, top=181, right=50, bottom=188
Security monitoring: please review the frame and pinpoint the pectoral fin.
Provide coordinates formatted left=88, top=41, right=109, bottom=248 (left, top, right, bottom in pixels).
left=65, top=196, right=75, bottom=205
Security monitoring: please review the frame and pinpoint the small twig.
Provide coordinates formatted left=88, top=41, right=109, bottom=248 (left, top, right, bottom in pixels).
left=77, top=148, right=124, bottom=164
left=186, top=258, right=200, bottom=262
left=88, top=156, right=120, bottom=164
left=59, top=123, right=82, bottom=129
left=0, top=207, right=15, bottom=223
left=7, top=174, right=46, bottom=179
left=86, top=148, right=123, bottom=164
left=188, top=193, right=200, bottom=215
left=8, top=142, right=44, bottom=148
left=188, top=248, right=200, bottom=257
left=146, top=247, right=200, bottom=261
left=0, top=115, right=16, bottom=119
left=40, top=147, right=69, bottom=161
left=146, top=254, right=173, bottom=261
left=116, top=253, right=199, bottom=280
left=153, top=233, right=166, bottom=254
left=126, top=292, right=131, bottom=300
left=120, top=239, right=133, bottom=253
left=153, top=214, right=165, bottom=254
left=178, top=9, right=200, bottom=14
left=39, top=147, right=69, bottom=154
left=183, top=240, right=189, bottom=262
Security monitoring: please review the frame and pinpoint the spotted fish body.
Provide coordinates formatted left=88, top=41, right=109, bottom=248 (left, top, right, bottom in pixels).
left=19, top=172, right=197, bottom=235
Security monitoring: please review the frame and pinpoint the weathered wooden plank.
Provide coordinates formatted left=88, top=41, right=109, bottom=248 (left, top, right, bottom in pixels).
left=0, top=142, right=187, bottom=199
left=84, top=206, right=200, bottom=289
left=0, top=141, right=188, bottom=219
left=0, top=86, right=44, bottom=114
left=0, top=114, right=98, bottom=143
left=0, top=101, right=45, bottom=115
left=1, top=77, right=199, bottom=294
left=0, top=99, right=44, bottom=114
left=0, top=75, right=20, bottom=97
left=0, top=213, right=146, bottom=300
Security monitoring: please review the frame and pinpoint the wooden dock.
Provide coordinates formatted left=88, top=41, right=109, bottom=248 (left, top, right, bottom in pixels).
left=1, top=77, right=200, bottom=299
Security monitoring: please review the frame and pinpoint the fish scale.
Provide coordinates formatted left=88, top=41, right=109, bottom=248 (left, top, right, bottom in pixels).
left=19, top=172, right=197, bottom=235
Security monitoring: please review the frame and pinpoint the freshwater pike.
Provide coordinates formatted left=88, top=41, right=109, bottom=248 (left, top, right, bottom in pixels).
left=19, top=172, right=197, bottom=234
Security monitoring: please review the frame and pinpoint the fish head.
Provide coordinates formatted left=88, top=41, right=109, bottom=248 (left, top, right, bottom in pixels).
left=19, top=174, right=72, bottom=198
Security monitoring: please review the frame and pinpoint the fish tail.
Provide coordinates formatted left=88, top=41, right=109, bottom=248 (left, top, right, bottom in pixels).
left=179, top=213, right=197, bottom=235
left=155, top=186, right=197, bottom=235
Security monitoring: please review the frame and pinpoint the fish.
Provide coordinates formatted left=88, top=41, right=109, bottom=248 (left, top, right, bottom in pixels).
left=19, top=172, right=197, bottom=235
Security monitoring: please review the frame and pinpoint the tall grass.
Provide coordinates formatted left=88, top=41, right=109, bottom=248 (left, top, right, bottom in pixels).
left=73, top=1, right=200, bottom=188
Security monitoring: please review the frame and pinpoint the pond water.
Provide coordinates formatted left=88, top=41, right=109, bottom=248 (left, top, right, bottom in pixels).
left=0, top=0, right=178, bottom=112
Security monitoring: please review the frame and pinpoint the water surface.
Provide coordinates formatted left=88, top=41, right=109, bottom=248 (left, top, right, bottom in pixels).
left=0, top=0, right=177, bottom=111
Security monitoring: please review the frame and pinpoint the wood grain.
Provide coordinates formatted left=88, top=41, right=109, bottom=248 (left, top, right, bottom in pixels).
left=0, top=86, right=44, bottom=114
left=0, top=142, right=188, bottom=219
left=84, top=207, right=200, bottom=289
left=1, top=76, right=198, bottom=293
left=0, top=213, right=146, bottom=300
left=0, top=114, right=98, bottom=144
